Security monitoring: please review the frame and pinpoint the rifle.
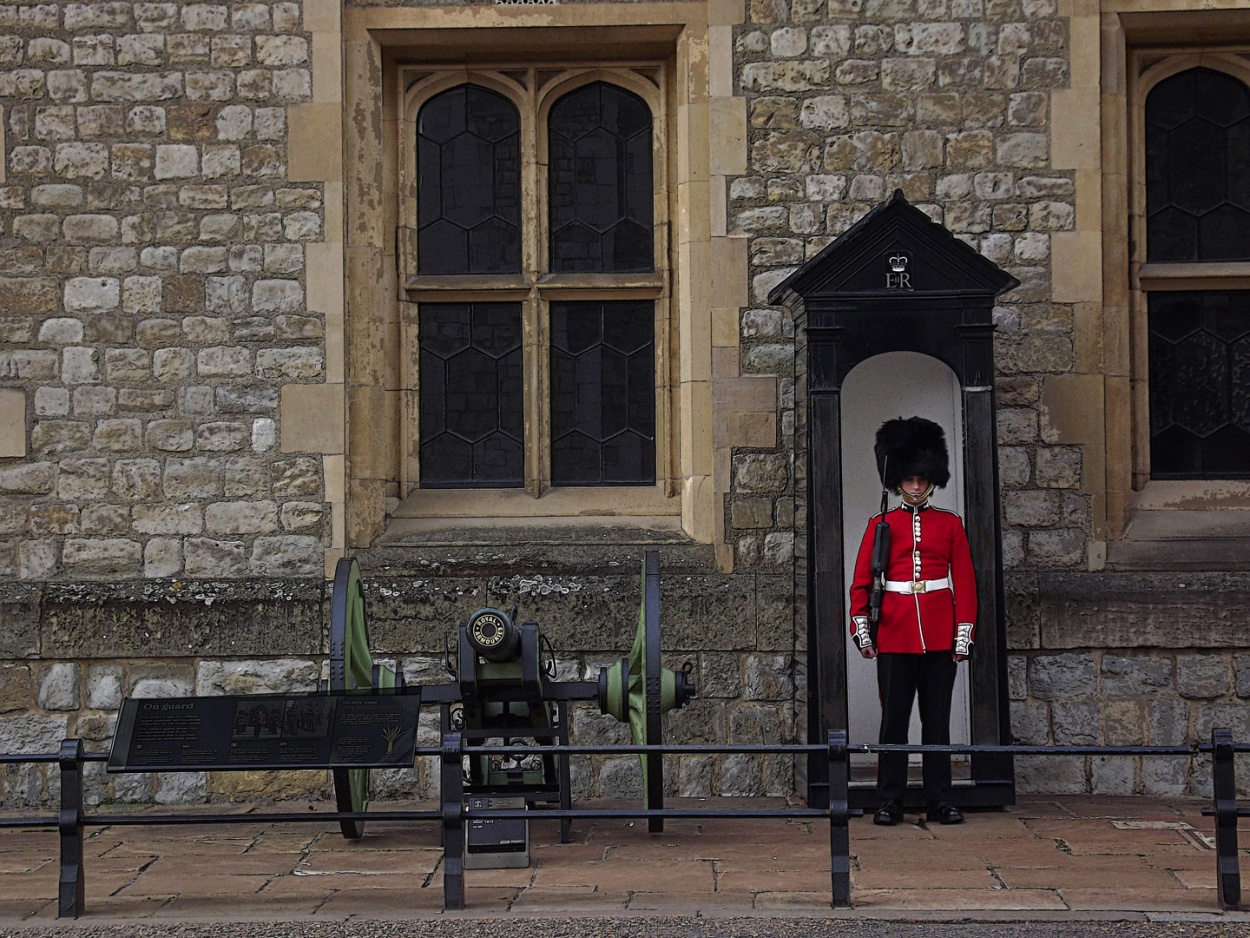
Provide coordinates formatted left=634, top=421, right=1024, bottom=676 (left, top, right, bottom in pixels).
left=867, top=484, right=890, bottom=647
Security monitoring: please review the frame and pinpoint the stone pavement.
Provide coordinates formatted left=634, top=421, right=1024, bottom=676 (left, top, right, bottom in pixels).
left=0, top=795, right=1245, bottom=924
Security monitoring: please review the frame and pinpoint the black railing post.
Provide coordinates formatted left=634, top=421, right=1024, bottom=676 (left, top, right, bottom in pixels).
left=57, top=738, right=85, bottom=919
left=558, top=699, right=572, bottom=844
left=441, top=731, right=465, bottom=911
left=827, top=730, right=851, bottom=908
left=1211, top=727, right=1241, bottom=911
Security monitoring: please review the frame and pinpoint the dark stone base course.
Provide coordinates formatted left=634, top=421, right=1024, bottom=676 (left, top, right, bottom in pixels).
left=1007, top=570, right=1250, bottom=649
left=0, top=541, right=792, bottom=660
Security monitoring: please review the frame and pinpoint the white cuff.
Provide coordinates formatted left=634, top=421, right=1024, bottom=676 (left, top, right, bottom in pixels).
left=852, top=616, right=873, bottom=650
left=954, top=622, right=974, bottom=656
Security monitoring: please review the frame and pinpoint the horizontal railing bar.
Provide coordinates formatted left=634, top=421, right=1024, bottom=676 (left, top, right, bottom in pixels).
left=468, top=808, right=835, bottom=820
left=81, top=810, right=440, bottom=827
left=0, top=816, right=58, bottom=829
left=416, top=742, right=1203, bottom=757
left=6, top=810, right=440, bottom=831
left=415, top=743, right=827, bottom=756
left=3, top=741, right=1247, bottom=766
left=864, top=744, right=1199, bottom=756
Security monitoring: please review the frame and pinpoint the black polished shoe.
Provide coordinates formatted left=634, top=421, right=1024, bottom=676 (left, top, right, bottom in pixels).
left=927, top=802, right=964, bottom=825
left=873, top=800, right=904, bottom=826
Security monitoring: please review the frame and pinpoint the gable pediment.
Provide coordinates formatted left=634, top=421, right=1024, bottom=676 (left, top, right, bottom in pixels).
left=767, top=190, right=1020, bottom=303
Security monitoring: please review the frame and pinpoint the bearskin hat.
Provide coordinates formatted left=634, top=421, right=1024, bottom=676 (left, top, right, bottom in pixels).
left=874, top=416, right=951, bottom=492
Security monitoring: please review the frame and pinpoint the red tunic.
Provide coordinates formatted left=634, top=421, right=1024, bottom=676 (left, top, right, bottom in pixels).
left=849, top=504, right=977, bottom=654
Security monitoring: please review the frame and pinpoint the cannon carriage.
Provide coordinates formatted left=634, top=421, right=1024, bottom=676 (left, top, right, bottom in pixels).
left=326, top=550, right=696, bottom=852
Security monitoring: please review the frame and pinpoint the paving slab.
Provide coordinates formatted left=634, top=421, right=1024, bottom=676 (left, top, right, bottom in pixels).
left=0, top=794, right=1244, bottom=924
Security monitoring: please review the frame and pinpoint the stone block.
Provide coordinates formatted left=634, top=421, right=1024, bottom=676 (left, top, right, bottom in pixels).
left=744, top=653, right=793, bottom=700
left=1026, top=529, right=1085, bottom=567
left=64, top=276, right=119, bottom=312
left=1194, top=702, right=1250, bottom=744
left=1177, top=654, right=1231, bottom=700
left=144, top=538, right=182, bottom=578
left=61, top=538, right=142, bottom=577
left=1090, top=755, right=1134, bottom=795
left=0, top=586, right=40, bottom=656
left=1140, top=755, right=1189, bottom=797
left=733, top=453, right=789, bottom=494
left=0, top=714, right=70, bottom=756
left=256, top=347, right=322, bottom=379
left=36, top=662, right=79, bottom=710
left=288, top=102, right=341, bottom=182
left=0, top=389, right=25, bottom=456
left=1101, top=654, right=1172, bottom=697
left=1028, top=652, right=1095, bottom=700
left=1051, top=701, right=1098, bottom=745
left=195, top=422, right=248, bottom=452
left=183, top=537, right=246, bottom=576
left=1010, top=700, right=1048, bottom=744
left=0, top=664, right=33, bottom=713
left=1148, top=698, right=1189, bottom=746
left=1016, top=754, right=1086, bottom=794
left=196, top=659, right=321, bottom=696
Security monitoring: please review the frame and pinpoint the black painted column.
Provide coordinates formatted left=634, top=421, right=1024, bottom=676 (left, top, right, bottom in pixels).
left=805, top=315, right=846, bottom=809
left=959, top=316, right=1013, bottom=790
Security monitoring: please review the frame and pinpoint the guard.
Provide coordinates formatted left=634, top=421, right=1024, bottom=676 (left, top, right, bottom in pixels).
left=849, top=417, right=976, bottom=826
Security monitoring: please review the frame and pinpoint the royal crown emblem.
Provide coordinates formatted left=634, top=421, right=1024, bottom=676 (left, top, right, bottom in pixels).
left=885, top=251, right=913, bottom=290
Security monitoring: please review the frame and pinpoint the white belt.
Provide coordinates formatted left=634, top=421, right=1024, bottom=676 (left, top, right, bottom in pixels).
left=883, top=577, right=949, bottom=594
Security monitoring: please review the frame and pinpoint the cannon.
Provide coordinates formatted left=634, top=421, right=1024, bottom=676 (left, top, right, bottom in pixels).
left=326, top=551, right=696, bottom=848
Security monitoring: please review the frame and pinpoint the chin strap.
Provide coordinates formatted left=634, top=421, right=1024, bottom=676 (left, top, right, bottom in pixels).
left=954, top=622, right=974, bottom=657
left=902, top=483, right=935, bottom=506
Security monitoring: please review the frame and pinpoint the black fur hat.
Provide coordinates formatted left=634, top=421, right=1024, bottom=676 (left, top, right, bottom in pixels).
left=874, top=417, right=950, bottom=492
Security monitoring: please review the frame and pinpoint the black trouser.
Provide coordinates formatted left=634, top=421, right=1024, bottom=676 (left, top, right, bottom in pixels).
left=876, top=651, right=957, bottom=806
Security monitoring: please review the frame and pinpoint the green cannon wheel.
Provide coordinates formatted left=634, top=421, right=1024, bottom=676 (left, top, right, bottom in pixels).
left=328, top=557, right=398, bottom=839
left=598, top=552, right=695, bottom=833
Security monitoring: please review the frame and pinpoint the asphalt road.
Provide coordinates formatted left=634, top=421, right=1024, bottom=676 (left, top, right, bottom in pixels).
left=3, top=919, right=1248, bottom=938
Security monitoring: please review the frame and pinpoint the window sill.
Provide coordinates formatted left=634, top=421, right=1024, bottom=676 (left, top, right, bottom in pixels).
left=1106, top=481, right=1250, bottom=570
left=379, top=485, right=687, bottom=547
left=1132, top=480, right=1250, bottom=512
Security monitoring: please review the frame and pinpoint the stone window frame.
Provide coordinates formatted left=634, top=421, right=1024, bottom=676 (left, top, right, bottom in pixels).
left=1129, top=52, right=1250, bottom=483
left=396, top=63, right=676, bottom=506
left=340, top=4, right=729, bottom=552
left=1101, top=8, right=1250, bottom=538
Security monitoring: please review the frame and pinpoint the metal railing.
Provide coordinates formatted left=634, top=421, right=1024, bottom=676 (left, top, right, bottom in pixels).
left=0, top=731, right=1245, bottom=916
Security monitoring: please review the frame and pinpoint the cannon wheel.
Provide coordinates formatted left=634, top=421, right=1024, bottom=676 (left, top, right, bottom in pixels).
left=641, top=551, right=665, bottom=833
left=329, top=556, right=371, bottom=839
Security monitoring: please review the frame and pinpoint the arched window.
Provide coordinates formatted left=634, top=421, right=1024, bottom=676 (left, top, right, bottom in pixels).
left=406, top=73, right=665, bottom=492
left=417, top=85, right=521, bottom=275
left=1146, top=67, right=1250, bottom=263
left=548, top=82, right=653, bottom=273
left=1145, top=67, right=1250, bottom=479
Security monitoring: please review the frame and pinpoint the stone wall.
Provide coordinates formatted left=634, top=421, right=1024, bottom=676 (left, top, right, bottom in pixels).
left=2, top=0, right=1248, bottom=807
left=0, top=2, right=328, bottom=583
left=735, top=0, right=1078, bottom=571
left=0, top=547, right=798, bottom=806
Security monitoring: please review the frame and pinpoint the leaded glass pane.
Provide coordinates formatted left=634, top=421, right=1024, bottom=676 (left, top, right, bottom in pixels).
left=550, top=301, right=655, bottom=485
left=420, top=303, right=523, bottom=487
left=1145, top=68, right=1250, bottom=263
left=417, top=85, right=521, bottom=275
left=1149, top=291, right=1250, bottom=479
left=549, top=83, right=654, bottom=273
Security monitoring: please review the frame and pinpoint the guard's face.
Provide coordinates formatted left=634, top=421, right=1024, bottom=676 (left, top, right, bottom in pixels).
left=900, top=474, right=934, bottom=505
